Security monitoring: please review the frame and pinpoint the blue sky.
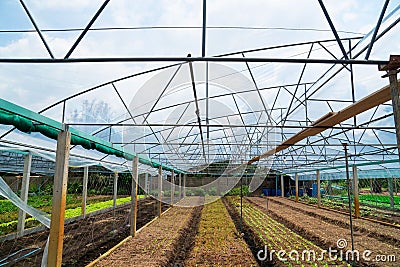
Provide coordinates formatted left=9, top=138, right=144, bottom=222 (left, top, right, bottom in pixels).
left=0, top=1, right=399, bottom=168
left=0, top=0, right=398, bottom=111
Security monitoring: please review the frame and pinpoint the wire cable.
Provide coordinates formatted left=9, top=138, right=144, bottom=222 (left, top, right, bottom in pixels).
left=0, top=26, right=365, bottom=36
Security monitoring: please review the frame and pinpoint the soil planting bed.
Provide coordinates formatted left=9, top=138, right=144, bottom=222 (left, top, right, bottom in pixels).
left=185, top=196, right=258, bottom=266
left=270, top=197, right=400, bottom=247
left=296, top=197, right=400, bottom=225
left=248, top=197, right=400, bottom=267
left=0, top=197, right=169, bottom=267
left=225, top=196, right=347, bottom=266
left=95, top=196, right=204, bottom=267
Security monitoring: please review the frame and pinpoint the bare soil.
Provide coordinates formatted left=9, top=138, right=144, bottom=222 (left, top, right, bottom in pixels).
left=298, top=197, right=400, bottom=224
left=0, top=197, right=169, bottom=267
left=248, top=197, right=400, bottom=267
left=271, top=197, right=400, bottom=247
left=95, top=196, right=204, bottom=267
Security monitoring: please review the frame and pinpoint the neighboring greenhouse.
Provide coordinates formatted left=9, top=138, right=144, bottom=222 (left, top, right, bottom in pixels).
left=0, top=1, right=399, bottom=266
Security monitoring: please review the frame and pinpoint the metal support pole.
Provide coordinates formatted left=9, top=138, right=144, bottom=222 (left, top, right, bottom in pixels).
left=317, top=0, right=348, bottom=59
left=113, top=172, right=118, bottom=209
left=280, top=174, right=284, bottom=197
left=47, top=131, right=71, bottom=267
left=64, top=0, right=111, bottom=59
left=183, top=174, right=187, bottom=197
left=352, top=165, right=360, bottom=218
left=17, top=152, right=32, bottom=236
left=170, top=170, right=175, bottom=205
left=295, top=173, right=299, bottom=202
left=201, top=0, right=207, bottom=57
left=178, top=173, right=182, bottom=199
left=130, top=156, right=139, bottom=237
left=343, top=143, right=355, bottom=255
left=158, top=166, right=162, bottom=217
left=81, top=166, right=88, bottom=217
left=19, top=0, right=54, bottom=58
left=317, top=170, right=321, bottom=208
left=365, top=0, right=390, bottom=60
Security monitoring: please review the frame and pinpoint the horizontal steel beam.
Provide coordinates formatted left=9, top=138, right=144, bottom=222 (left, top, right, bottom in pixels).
left=0, top=57, right=388, bottom=65
left=67, top=123, right=395, bottom=130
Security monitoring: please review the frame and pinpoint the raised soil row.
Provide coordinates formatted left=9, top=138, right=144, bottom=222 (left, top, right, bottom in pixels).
left=184, top=196, right=258, bottom=266
left=271, top=197, right=400, bottom=247
left=248, top=197, right=400, bottom=267
left=0, top=197, right=169, bottom=266
left=225, top=196, right=348, bottom=266
left=94, top=197, right=204, bottom=267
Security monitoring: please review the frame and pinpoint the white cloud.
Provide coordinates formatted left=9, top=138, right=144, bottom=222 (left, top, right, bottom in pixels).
left=0, top=0, right=398, bottom=157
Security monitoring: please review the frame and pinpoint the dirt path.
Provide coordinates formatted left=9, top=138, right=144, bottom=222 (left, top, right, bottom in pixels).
left=0, top=197, right=169, bottom=267
left=95, top=197, right=204, bottom=267
left=270, top=197, right=400, bottom=247
left=184, top=197, right=258, bottom=266
left=248, top=197, right=399, bottom=267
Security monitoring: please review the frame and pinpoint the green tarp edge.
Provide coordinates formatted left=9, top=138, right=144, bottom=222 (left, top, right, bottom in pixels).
left=0, top=99, right=183, bottom=174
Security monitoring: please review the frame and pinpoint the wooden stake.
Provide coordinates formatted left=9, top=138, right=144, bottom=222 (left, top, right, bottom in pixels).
left=113, top=172, right=118, bottom=209
left=47, top=131, right=71, bottom=267
left=352, top=165, right=360, bottom=218
left=317, top=170, right=321, bottom=208
left=158, top=166, right=162, bottom=217
left=170, top=170, right=175, bottom=205
left=17, top=152, right=32, bottom=236
left=388, top=70, right=400, bottom=159
left=183, top=174, right=186, bottom=197
left=178, top=173, right=182, bottom=199
left=144, top=173, right=149, bottom=197
left=81, top=166, right=88, bottom=217
left=295, top=173, right=299, bottom=202
left=130, top=156, right=139, bottom=237
left=388, top=177, right=395, bottom=209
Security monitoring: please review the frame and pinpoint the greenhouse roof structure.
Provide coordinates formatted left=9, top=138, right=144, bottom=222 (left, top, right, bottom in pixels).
left=0, top=0, right=399, bottom=180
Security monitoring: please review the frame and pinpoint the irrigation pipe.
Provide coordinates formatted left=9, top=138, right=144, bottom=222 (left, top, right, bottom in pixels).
left=0, top=247, right=41, bottom=266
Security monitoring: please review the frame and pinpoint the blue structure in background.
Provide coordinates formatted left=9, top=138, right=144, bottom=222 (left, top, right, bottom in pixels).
left=312, top=183, right=318, bottom=197
left=262, top=188, right=282, bottom=196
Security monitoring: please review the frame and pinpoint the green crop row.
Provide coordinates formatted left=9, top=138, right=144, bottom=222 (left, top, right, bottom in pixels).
left=227, top=197, right=349, bottom=267
left=358, top=195, right=400, bottom=205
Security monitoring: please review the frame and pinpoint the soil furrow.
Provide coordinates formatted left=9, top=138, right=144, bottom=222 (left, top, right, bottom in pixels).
left=270, top=197, right=400, bottom=247
left=95, top=197, right=203, bottom=267
left=184, top=197, right=258, bottom=267
left=248, top=197, right=399, bottom=267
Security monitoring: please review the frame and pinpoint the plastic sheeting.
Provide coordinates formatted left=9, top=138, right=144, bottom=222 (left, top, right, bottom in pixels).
left=0, top=145, right=158, bottom=174
left=0, top=176, right=50, bottom=228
